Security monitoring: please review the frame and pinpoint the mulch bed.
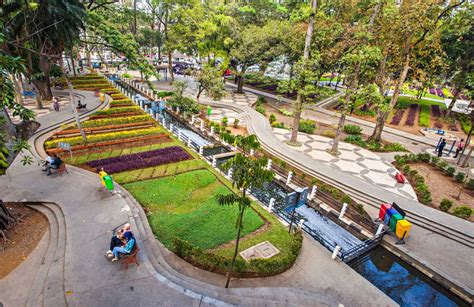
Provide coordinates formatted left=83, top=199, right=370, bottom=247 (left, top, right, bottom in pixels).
left=0, top=203, right=48, bottom=279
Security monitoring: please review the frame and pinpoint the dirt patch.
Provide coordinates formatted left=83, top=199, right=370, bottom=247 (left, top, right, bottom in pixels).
left=409, top=163, right=474, bottom=221
left=0, top=203, right=48, bottom=278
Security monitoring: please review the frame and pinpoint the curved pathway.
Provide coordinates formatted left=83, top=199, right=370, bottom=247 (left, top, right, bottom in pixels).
left=0, top=88, right=395, bottom=306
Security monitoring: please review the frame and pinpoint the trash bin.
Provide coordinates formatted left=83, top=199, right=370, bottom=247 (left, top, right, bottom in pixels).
left=103, top=175, right=114, bottom=191
left=379, top=203, right=391, bottom=220
left=389, top=213, right=403, bottom=231
left=395, top=219, right=411, bottom=239
left=384, top=208, right=398, bottom=225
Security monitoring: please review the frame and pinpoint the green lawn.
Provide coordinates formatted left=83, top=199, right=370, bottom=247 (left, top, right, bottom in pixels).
left=124, top=169, right=265, bottom=250
left=394, top=96, right=446, bottom=109
left=419, top=104, right=431, bottom=127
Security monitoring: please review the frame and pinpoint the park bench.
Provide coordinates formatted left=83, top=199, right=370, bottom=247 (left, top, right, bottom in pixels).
left=50, top=163, right=68, bottom=177
left=120, top=243, right=139, bottom=270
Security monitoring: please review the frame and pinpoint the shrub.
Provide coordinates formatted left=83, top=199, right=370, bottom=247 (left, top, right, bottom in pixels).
left=445, top=166, right=455, bottom=177
left=321, top=130, right=336, bottom=138
left=465, top=179, right=474, bottom=190
left=221, top=116, right=228, bottom=127
left=355, top=203, right=366, bottom=215
left=341, top=195, right=352, bottom=204
left=256, top=106, right=266, bottom=115
left=430, top=156, right=440, bottom=165
left=417, top=153, right=431, bottom=163
left=382, top=142, right=408, bottom=152
left=409, top=169, right=418, bottom=177
left=256, top=96, right=266, bottom=106
left=157, top=91, right=174, bottom=98
left=278, top=109, right=294, bottom=117
left=269, top=114, right=277, bottom=124
left=95, top=106, right=141, bottom=115
left=271, top=122, right=285, bottom=129
left=452, top=206, right=472, bottom=219
left=344, top=135, right=366, bottom=147
left=402, top=164, right=411, bottom=174
left=436, top=160, right=448, bottom=170
left=419, top=105, right=431, bottom=127
left=71, top=115, right=152, bottom=128
left=455, top=172, right=466, bottom=183
left=439, top=199, right=453, bottom=212
left=233, top=118, right=240, bottom=128
left=343, top=124, right=362, bottom=135
left=298, top=119, right=316, bottom=134
left=412, top=174, right=425, bottom=185
left=366, top=141, right=383, bottom=151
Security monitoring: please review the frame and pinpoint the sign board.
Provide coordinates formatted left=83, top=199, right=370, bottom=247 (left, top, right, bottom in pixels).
left=58, top=142, right=72, bottom=159
left=284, top=192, right=297, bottom=213
left=284, top=187, right=308, bottom=213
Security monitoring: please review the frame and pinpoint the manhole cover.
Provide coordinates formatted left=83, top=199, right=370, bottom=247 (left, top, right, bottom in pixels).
left=240, top=241, right=280, bottom=262
left=411, top=142, right=418, bottom=145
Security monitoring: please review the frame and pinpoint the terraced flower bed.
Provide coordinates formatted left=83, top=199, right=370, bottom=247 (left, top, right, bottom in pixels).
left=89, top=111, right=144, bottom=119
left=87, top=146, right=191, bottom=174
left=52, top=122, right=156, bottom=138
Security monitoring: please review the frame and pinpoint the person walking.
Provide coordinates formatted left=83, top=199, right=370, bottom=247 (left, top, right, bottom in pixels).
left=53, top=96, right=60, bottom=112
left=438, top=138, right=447, bottom=157
left=454, top=139, right=464, bottom=158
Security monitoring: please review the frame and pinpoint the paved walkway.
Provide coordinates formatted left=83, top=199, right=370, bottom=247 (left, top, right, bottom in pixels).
left=0, top=87, right=396, bottom=306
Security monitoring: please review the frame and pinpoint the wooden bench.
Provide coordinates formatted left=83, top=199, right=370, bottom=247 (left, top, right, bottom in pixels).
left=51, top=163, right=68, bottom=176
left=120, top=243, right=139, bottom=270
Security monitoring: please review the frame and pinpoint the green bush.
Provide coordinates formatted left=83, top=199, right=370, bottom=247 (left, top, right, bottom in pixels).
left=269, top=114, right=276, bottom=124
left=402, top=164, right=411, bottom=174
left=344, top=135, right=366, bottom=147
left=221, top=116, right=228, bottom=127
left=298, top=119, right=316, bottom=134
left=70, top=115, right=152, bottom=128
left=457, top=113, right=472, bottom=134
left=412, top=174, right=425, bottom=185
left=271, top=122, right=285, bottom=129
left=455, top=172, right=466, bottom=183
left=256, top=106, right=266, bottom=115
left=343, top=124, right=362, bottom=135
left=278, top=108, right=294, bottom=117
left=430, top=156, right=440, bottom=165
left=366, top=141, right=383, bottom=151
left=382, top=142, right=408, bottom=152
left=95, top=106, right=141, bottom=115
left=256, top=96, right=266, bottom=106
left=439, top=199, right=453, bottom=212
left=409, top=169, right=418, bottom=177
left=156, top=91, right=175, bottom=98
left=233, top=118, right=240, bottom=128
left=417, top=153, right=431, bottom=163
left=321, top=130, right=336, bottom=138
left=436, top=160, right=448, bottom=170
left=452, top=206, right=472, bottom=219
left=466, top=179, right=474, bottom=190
left=445, top=166, right=456, bottom=177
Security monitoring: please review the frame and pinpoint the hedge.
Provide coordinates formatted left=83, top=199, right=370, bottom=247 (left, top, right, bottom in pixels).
left=44, top=127, right=162, bottom=149
left=173, top=230, right=303, bottom=277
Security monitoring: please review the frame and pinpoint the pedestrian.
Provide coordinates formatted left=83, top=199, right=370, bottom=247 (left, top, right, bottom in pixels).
left=53, top=96, right=60, bottom=112
left=454, top=139, right=464, bottom=158
left=438, top=138, right=447, bottom=157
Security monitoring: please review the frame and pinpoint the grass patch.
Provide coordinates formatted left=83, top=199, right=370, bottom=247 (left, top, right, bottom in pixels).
left=395, top=96, right=446, bottom=109
left=124, top=170, right=265, bottom=250
left=419, top=104, right=431, bottom=127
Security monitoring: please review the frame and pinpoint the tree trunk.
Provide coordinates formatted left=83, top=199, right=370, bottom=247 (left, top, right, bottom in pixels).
left=330, top=112, right=346, bottom=155
left=290, top=0, right=318, bottom=145
left=59, top=58, right=87, bottom=142
left=236, top=74, right=244, bottom=93
left=370, top=37, right=412, bottom=142
left=11, top=74, right=24, bottom=106
left=461, top=146, right=472, bottom=168
left=71, top=54, right=77, bottom=77
left=225, top=203, right=245, bottom=288
left=258, top=62, right=268, bottom=76
left=168, top=50, right=174, bottom=83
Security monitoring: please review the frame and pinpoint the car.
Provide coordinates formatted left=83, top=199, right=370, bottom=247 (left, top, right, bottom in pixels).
left=172, top=63, right=193, bottom=75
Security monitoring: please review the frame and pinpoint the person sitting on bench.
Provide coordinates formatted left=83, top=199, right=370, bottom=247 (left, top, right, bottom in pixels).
left=46, top=154, right=62, bottom=176
left=77, top=100, right=87, bottom=110
left=106, top=223, right=134, bottom=257
left=112, top=236, right=135, bottom=262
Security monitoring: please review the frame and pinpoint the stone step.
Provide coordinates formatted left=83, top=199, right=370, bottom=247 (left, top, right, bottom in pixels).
left=25, top=204, right=58, bottom=307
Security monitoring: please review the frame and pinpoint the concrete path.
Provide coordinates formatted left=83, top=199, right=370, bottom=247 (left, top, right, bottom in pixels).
left=272, top=128, right=417, bottom=199
left=0, top=87, right=396, bottom=306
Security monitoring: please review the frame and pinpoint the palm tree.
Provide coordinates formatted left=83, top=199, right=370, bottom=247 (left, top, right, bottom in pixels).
left=217, top=135, right=274, bottom=288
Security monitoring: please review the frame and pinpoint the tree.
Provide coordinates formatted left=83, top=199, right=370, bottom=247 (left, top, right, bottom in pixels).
left=194, top=65, right=226, bottom=102
left=217, top=135, right=274, bottom=288
left=370, top=0, right=466, bottom=142
left=288, top=0, right=317, bottom=145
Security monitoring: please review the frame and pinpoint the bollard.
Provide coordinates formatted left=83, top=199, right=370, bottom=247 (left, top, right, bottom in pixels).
left=250, top=149, right=254, bottom=156
left=191, top=115, right=195, bottom=125
left=187, top=137, right=192, bottom=147
left=298, top=219, right=305, bottom=229
left=212, top=156, right=216, bottom=168
left=286, top=171, right=293, bottom=185
left=266, top=159, right=272, bottom=170
left=331, top=245, right=341, bottom=260
left=199, top=146, right=204, bottom=155
left=155, top=113, right=159, bottom=121
left=309, top=185, right=317, bottom=200
left=170, top=123, right=174, bottom=133
left=145, top=105, right=148, bottom=112
left=162, top=119, right=167, bottom=129
left=210, top=126, right=215, bottom=136
left=227, top=168, right=233, bottom=179
left=200, top=120, right=204, bottom=131
left=268, top=198, right=275, bottom=212
left=448, top=140, right=456, bottom=155
left=339, top=203, right=348, bottom=219
left=178, top=130, right=183, bottom=141
left=176, top=107, right=180, bottom=114
left=375, top=223, right=384, bottom=236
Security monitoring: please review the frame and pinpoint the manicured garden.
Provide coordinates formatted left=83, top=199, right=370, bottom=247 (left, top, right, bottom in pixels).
left=45, top=73, right=302, bottom=277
